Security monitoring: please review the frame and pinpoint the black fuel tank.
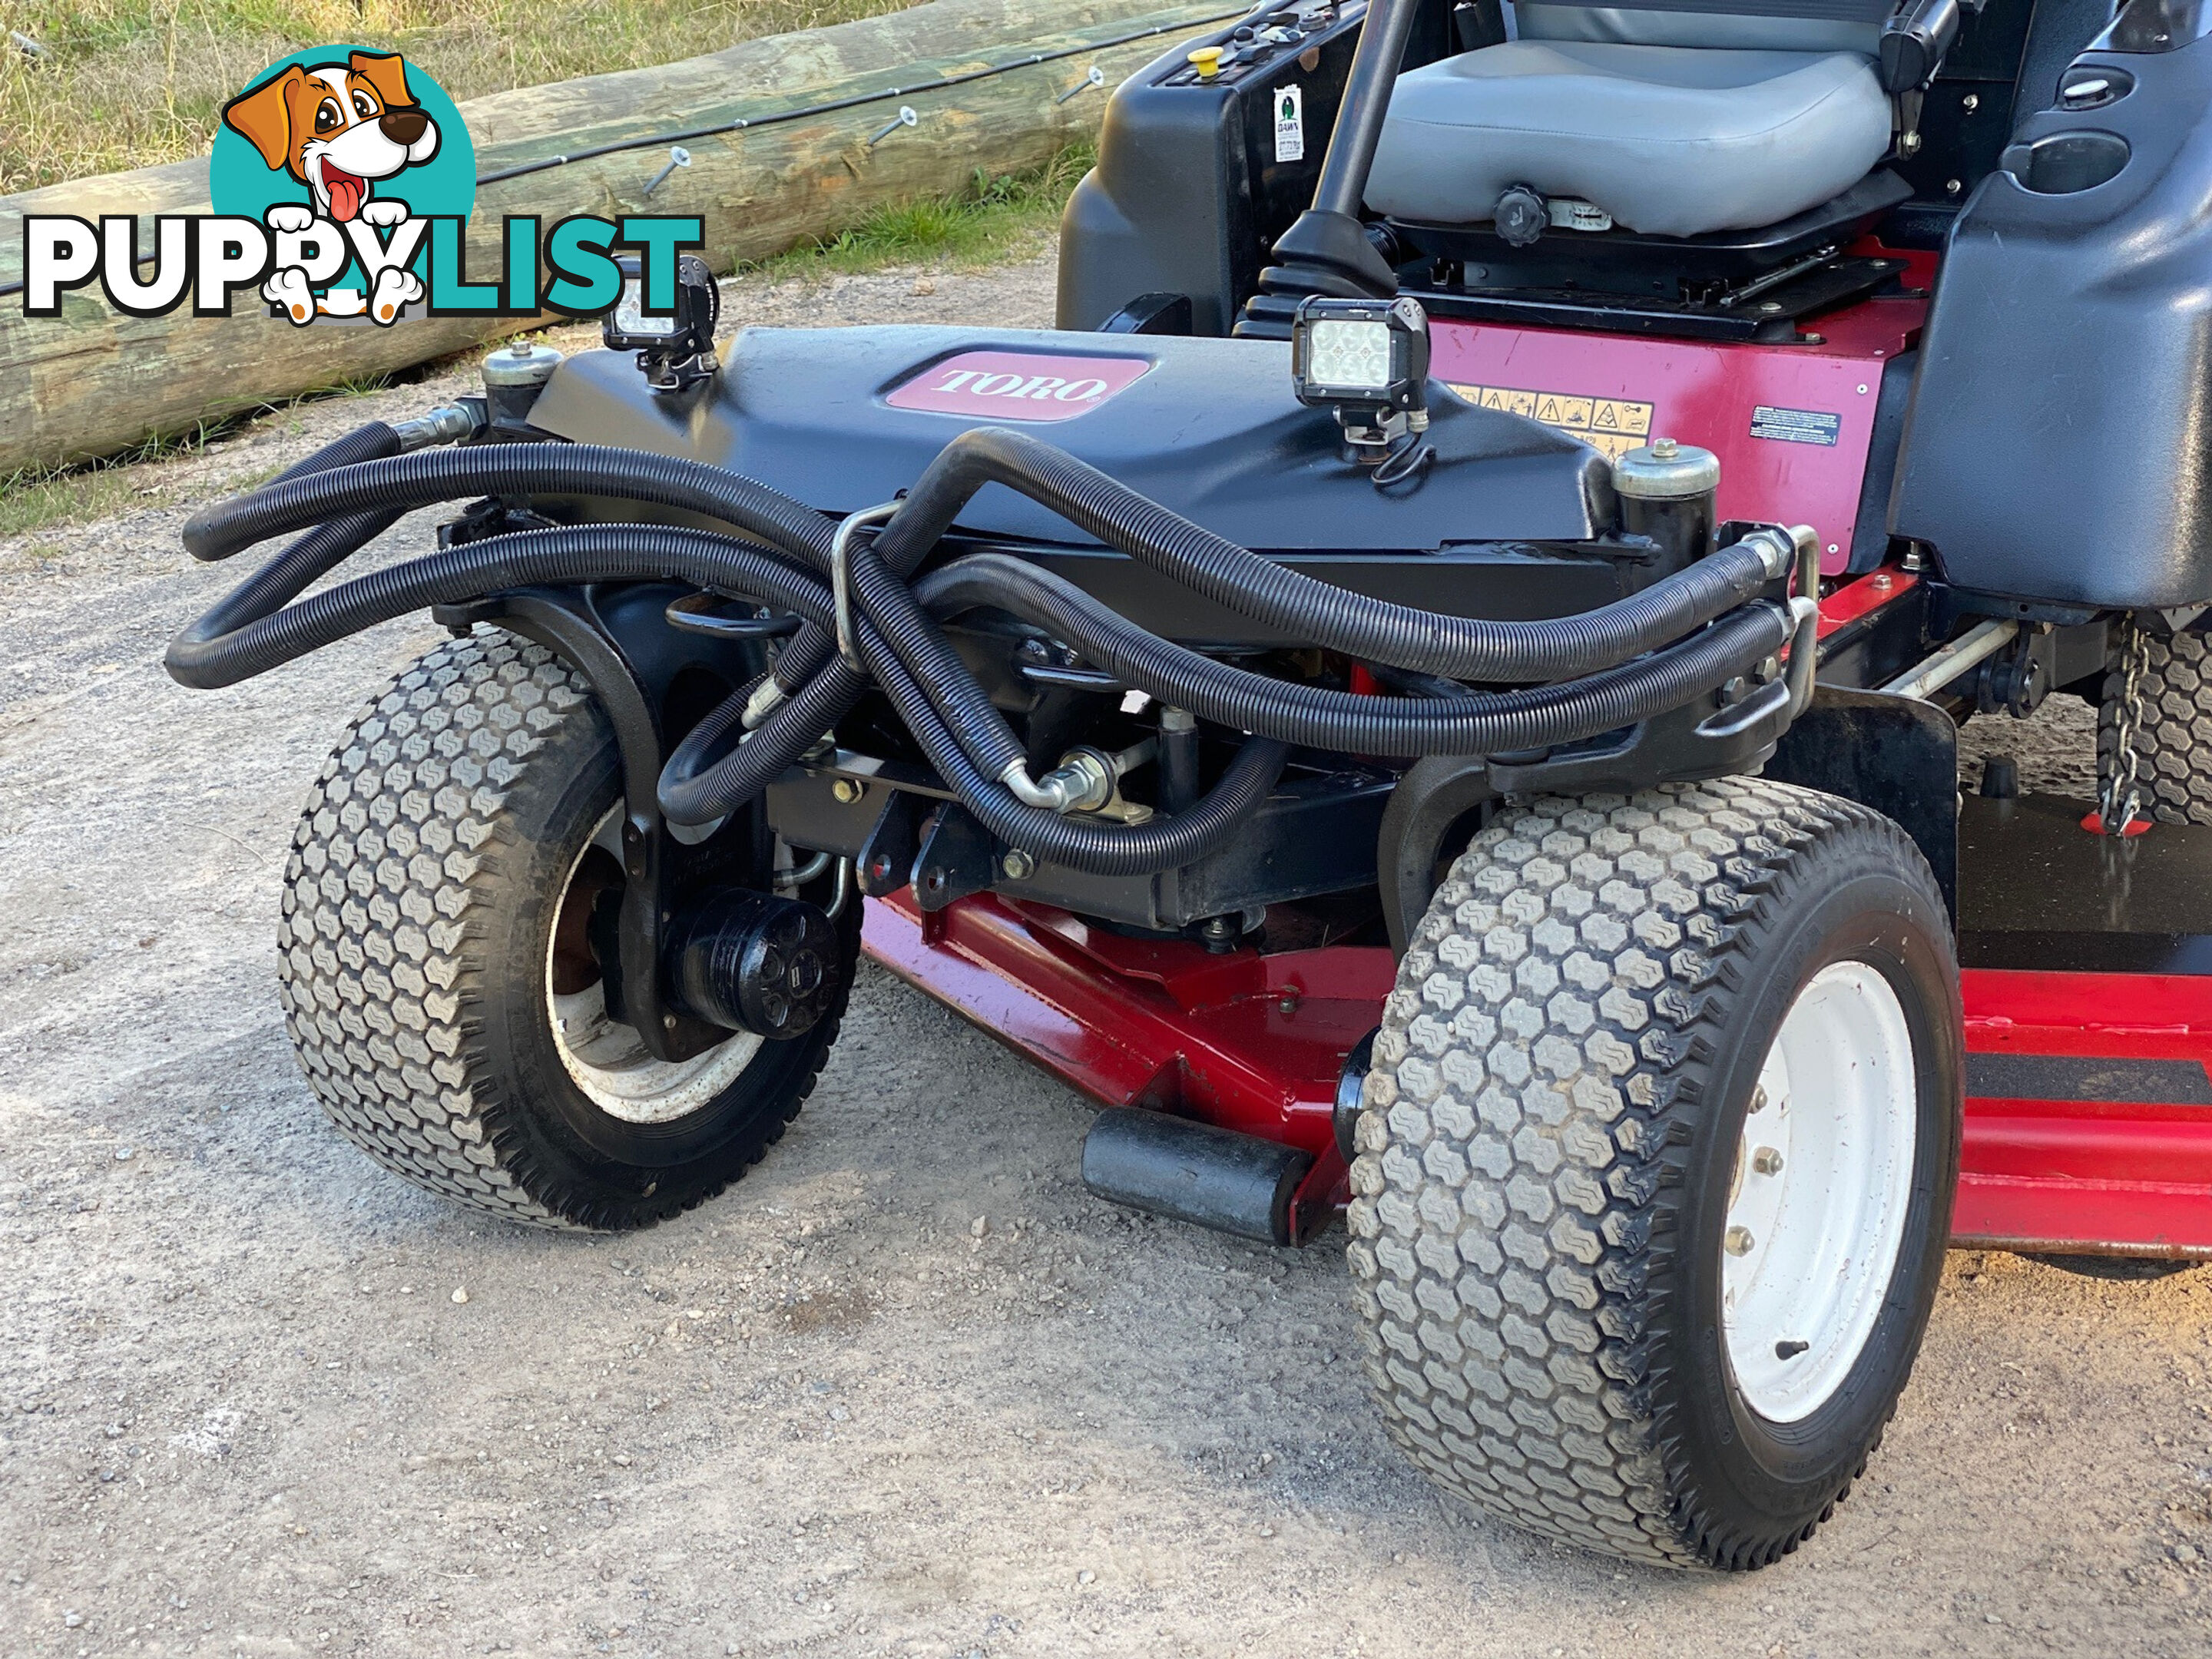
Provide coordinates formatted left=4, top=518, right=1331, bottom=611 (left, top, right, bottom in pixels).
left=525, top=326, right=1614, bottom=554
left=1891, top=15, right=2212, bottom=610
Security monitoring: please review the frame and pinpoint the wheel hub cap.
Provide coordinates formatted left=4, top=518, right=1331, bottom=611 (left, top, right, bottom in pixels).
left=1722, top=961, right=1918, bottom=1423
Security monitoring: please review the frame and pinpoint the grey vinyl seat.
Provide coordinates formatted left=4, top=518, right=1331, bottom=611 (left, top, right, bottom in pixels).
left=1366, top=4, right=1898, bottom=239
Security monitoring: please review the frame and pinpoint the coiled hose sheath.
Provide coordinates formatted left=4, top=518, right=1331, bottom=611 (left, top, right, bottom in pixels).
left=164, top=511, right=1288, bottom=873
left=656, top=551, right=1789, bottom=824
left=166, top=422, right=407, bottom=688
left=177, top=441, right=1035, bottom=782
left=889, top=427, right=1777, bottom=682
left=912, top=554, right=1792, bottom=758
left=171, top=426, right=1786, bottom=875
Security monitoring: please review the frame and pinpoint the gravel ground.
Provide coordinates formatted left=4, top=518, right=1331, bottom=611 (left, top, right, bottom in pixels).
left=5, top=253, right=2211, bottom=1659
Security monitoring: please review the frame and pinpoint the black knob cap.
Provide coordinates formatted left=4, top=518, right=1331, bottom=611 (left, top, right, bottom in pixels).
left=1494, top=184, right=1547, bottom=248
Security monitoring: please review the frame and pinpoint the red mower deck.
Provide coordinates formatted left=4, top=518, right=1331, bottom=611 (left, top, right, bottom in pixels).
left=867, top=882, right=2212, bottom=1260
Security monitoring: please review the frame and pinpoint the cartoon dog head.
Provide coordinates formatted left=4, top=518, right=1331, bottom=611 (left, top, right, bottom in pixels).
left=221, top=51, right=439, bottom=224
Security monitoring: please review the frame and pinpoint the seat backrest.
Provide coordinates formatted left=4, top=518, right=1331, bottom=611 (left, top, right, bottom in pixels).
left=1515, top=0, right=1889, bottom=55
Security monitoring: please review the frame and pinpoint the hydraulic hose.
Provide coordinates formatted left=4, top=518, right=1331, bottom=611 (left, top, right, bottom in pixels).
left=659, top=654, right=867, bottom=825
left=168, top=523, right=833, bottom=690
left=883, top=426, right=1782, bottom=681
left=913, top=552, right=1793, bottom=757
left=181, top=443, right=838, bottom=568
left=172, top=422, right=1793, bottom=879
left=267, top=420, right=405, bottom=485
left=167, top=501, right=1282, bottom=875
left=855, top=626, right=1293, bottom=877
left=654, top=551, right=1787, bottom=823
left=636, top=544, right=1288, bottom=872
left=178, top=441, right=1033, bottom=781
left=166, top=421, right=406, bottom=688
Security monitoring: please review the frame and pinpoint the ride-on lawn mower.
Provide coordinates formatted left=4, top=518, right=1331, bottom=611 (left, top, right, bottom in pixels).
left=168, top=0, right=2212, bottom=1569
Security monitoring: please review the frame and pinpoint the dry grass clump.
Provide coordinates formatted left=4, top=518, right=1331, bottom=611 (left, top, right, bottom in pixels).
left=2, top=0, right=915, bottom=193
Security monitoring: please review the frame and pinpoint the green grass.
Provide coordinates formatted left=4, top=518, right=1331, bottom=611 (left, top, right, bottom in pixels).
left=750, top=144, right=1092, bottom=279
left=0, top=369, right=398, bottom=541
left=2, top=0, right=918, bottom=194
left=0, top=465, right=174, bottom=544
left=0, top=425, right=231, bottom=540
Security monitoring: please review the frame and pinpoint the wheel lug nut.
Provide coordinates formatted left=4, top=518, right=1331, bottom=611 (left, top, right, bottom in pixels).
left=1725, top=1225, right=1756, bottom=1256
left=1752, top=1147, right=1783, bottom=1175
left=1748, top=1086, right=1767, bottom=1114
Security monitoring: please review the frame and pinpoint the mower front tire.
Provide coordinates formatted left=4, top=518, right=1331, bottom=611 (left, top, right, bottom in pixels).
left=1349, top=779, right=1962, bottom=1569
left=277, top=631, right=857, bottom=1230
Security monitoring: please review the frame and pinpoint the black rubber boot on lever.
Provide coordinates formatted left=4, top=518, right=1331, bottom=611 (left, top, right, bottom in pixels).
left=1235, top=0, right=1420, bottom=339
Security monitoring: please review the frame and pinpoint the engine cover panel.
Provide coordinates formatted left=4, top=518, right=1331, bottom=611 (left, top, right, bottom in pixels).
left=526, top=326, right=1615, bottom=554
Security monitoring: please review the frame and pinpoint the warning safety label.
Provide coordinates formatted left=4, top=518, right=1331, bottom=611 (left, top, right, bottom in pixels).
left=1446, top=383, right=1654, bottom=460
left=1749, top=405, right=1841, bottom=446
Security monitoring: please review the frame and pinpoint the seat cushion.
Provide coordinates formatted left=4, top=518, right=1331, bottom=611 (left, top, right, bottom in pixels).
left=1515, top=5, right=1884, bottom=55
left=1366, top=41, right=1892, bottom=239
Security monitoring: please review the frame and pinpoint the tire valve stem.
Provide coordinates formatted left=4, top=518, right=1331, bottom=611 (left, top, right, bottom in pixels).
left=1776, top=1339, right=1810, bottom=1360
left=1725, top=1225, right=1756, bottom=1256
left=1752, top=1147, right=1784, bottom=1175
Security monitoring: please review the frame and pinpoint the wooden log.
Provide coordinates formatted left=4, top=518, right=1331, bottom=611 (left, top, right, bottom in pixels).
left=0, top=0, right=1233, bottom=475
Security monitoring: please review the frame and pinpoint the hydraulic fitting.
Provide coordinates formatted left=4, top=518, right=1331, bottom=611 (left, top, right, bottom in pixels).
left=389, top=402, right=483, bottom=452
left=1003, top=738, right=1158, bottom=815
left=742, top=677, right=788, bottom=729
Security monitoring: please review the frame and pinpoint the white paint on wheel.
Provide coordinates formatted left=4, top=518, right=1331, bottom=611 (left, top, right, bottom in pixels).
left=1722, top=961, right=1917, bottom=1423
left=545, top=808, right=763, bottom=1124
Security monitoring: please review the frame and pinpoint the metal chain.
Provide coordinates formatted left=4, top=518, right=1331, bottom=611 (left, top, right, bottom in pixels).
left=2101, top=618, right=2151, bottom=833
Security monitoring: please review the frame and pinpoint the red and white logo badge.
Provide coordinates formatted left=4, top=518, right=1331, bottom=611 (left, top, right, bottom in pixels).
left=885, top=350, right=1154, bottom=422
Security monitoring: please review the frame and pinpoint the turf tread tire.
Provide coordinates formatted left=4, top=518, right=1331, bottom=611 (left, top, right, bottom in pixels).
left=1347, top=777, right=1955, bottom=1570
left=276, top=630, right=835, bottom=1230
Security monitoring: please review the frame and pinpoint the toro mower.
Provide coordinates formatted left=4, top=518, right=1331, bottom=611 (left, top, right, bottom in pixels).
left=169, top=0, right=2212, bottom=1569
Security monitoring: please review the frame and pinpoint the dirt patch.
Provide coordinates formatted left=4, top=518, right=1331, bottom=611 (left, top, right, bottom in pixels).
left=3, top=252, right=2210, bottom=1658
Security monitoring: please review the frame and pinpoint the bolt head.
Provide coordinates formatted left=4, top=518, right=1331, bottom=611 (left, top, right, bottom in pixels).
left=831, top=778, right=863, bottom=804
left=1001, top=849, right=1036, bottom=881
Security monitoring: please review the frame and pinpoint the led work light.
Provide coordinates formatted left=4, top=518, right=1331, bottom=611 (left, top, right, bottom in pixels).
left=603, top=253, right=721, bottom=390
left=1289, top=295, right=1433, bottom=465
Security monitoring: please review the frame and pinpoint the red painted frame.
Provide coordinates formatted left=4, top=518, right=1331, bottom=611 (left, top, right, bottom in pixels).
left=1957, top=972, right=2212, bottom=1257
left=866, top=899, right=2212, bottom=1259
left=858, top=283, right=2212, bottom=1260
left=864, top=892, right=1373, bottom=1242
left=1429, top=296, right=1921, bottom=577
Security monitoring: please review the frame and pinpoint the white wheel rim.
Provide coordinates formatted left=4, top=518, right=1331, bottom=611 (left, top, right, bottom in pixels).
left=1721, top=961, right=1918, bottom=1424
left=545, top=809, right=763, bottom=1124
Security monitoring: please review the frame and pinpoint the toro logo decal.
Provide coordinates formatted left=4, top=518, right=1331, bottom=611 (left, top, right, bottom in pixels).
left=886, top=351, right=1154, bottom=422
